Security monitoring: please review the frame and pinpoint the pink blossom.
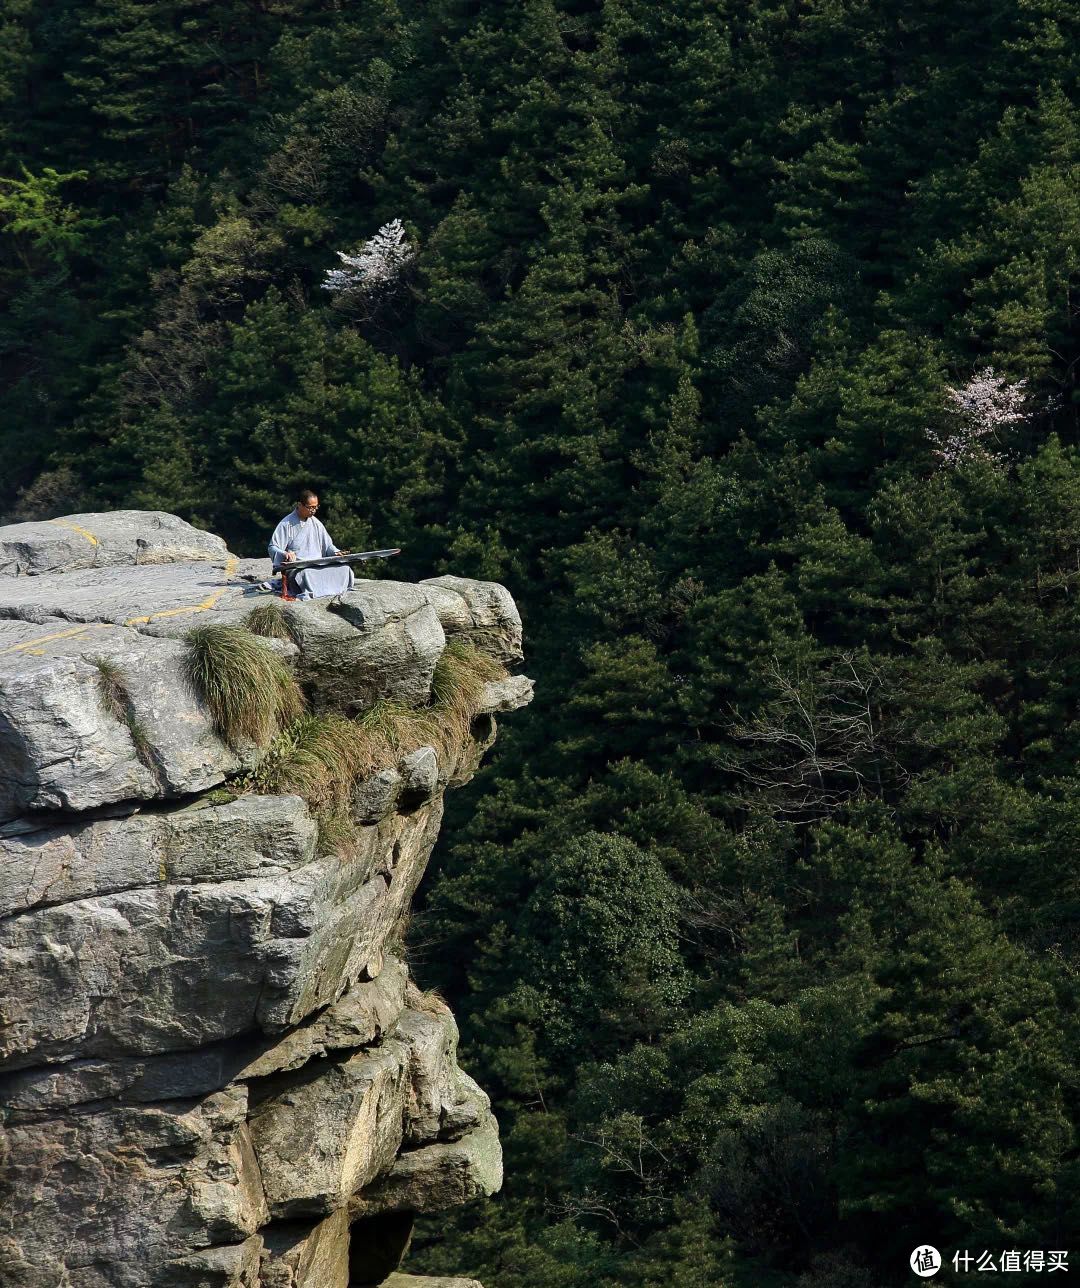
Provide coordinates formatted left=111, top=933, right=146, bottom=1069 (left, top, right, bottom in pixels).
left=926, top=366, right=1031, bottom=469
left=321, top=219, right=414, bottom=297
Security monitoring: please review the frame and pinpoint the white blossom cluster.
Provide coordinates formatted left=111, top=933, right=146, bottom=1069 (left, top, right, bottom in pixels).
left=321, top=218, right=414, bottom=296
left=927, top=366, right=1031, bottom=469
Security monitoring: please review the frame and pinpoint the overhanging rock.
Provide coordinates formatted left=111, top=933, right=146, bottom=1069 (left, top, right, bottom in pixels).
left=0, top=519, right=526, bottom=824
left=0, top=511, right=530, bottom=1288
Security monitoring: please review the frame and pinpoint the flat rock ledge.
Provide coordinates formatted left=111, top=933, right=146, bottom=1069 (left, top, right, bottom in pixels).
left=0, top=513, right=530, bottom=1288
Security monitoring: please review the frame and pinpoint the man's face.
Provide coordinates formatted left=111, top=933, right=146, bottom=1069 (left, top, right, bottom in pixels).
left=297, top=496, right=319, bottom=518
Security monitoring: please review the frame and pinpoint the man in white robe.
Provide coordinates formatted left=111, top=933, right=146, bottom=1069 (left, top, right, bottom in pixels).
left=268, top=490, right=354, bottom=599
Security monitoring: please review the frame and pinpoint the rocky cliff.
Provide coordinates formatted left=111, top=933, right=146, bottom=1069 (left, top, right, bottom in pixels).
left=0, top=512, right=532, bottom=1288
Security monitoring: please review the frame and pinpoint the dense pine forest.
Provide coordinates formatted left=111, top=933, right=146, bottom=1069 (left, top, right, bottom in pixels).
left=3, top=1, right=1080, bottom=1282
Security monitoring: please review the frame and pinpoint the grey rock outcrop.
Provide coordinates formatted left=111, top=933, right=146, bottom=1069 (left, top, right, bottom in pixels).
left=0, top=510, right=228, bottom=577
left=2, top=1085, right=270, bottom=1288
left=260, top=1212, right=351, bottom=1288
left=0, top=792, right=316, bottom=912
left=0, top=532, right=526, bottom=825
left=0, top=799, right=438, bottom=1070
left=478, top=674, right=534, bottom=714
left=420, top=575, right=522, bottom=665
left=399, top=747, right=439, bottom=807
left=349, top=1114, right=504, bottom=1219
left=353, top=767, right=405, bottom=823
left=0, top=512, right=531, bottom=1288
left=284, top=588, right=445, bottom=714
left=0, top=618, right=243, bottom=821
left=0, top=959, right=410, bottom=1113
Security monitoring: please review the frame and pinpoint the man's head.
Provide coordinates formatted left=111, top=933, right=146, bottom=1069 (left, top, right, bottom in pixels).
left=296, top=488, right=319, bottom=519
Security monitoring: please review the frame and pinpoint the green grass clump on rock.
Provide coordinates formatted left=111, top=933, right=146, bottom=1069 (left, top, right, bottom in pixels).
left=250, top=709, right=399, bottom=856
left=91, top=655, right=153, bottom=765
left=247, top=639, right=507, bottom=854
left=252, top=712, right=376, bottom=814
left=184, top=623, right=304, bottom=748
left=357, top=699, right=440, bottom=756
left=430, top=639, right=503, bottom=753
left=91, top=655, right=128, bottom=723
left=245, top=598, right=294, bottom=641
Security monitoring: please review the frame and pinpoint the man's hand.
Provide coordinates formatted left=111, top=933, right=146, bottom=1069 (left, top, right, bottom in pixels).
left=283, top=551, right=297, bottom=562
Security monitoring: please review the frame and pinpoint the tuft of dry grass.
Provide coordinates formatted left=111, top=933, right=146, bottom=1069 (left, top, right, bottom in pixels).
left=252, top=713, right=371, bottom=812
left=246, top=598, right=294, bottom=641
left=249, top=710, right=392, bottom=855
left=244, top=639, right=507, bottom=856
left=408, top=981, right=451, bottom=1016
left=358, top=699, right=440, bottom=756
left=184, top=623, right=304, bottom=748
left=91, top=656, right=128, bottom=723
left=429, top=639, right=502, bottom=756
left=91, top=656, right=154, bottom=766
left=127, top=717, right=153, bottom=764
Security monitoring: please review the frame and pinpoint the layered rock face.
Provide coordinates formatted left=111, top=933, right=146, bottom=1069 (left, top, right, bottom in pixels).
left=0, top=513, right=531, bottom=1288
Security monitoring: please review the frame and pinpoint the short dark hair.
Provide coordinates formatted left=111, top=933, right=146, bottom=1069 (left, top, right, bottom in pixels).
left=297, top=487, right=318, bottom=504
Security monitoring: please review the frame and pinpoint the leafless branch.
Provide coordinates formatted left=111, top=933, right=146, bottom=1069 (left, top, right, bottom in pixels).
left=725, top=653, right=908, bottom=822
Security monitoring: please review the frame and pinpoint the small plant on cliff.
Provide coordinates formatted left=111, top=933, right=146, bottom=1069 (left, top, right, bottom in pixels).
left=253, top=712, right=381, bottom=815
left=353, top=641, right=501, bottom=764
left=246, top=640, right=507, bottom=853
left=245, top=598, right=294, bottom=641
left=91, top=655, right=153, bottom=765
left=430, top=639, right=503, bottom=755
left=409, top=981, right=451, bottom=1017
left=183, top=623, right=304, bottom=748
left=249, top=708, right=398, bottom=855
left=91, top=655, right=127, bottom=723
left=357, top=699, right=440, bottom=756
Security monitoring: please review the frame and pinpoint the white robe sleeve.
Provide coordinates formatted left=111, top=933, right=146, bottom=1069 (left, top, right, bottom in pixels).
left=268, top=518, right=291, bottom=566
left=318, top=518, right=340, bottom=557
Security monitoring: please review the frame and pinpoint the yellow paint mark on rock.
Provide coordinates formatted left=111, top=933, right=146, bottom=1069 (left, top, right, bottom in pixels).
left=1, top=557, right=244, bottom=651
left=48, top=518, right=99, bottom=546
left=123, top=589, right=228, bottom=627
left=0, top=624, right=106, bottom=656
left=123, top=556, right=243, bottom=627
left=158, top=857, right=168, bottom=882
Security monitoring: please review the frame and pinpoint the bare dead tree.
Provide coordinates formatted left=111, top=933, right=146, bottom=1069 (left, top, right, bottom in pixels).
left=548, top=1191, right=645, bottom=1247
left=551, top=1115, right=677, bottom=1247
left=121, top=275, right=226, bottom=412
left=570, top=1116, right=674, bottom=1183
left=682, top=886, right=750, bottom=955
left=724, top=653, right=908, bottom=822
